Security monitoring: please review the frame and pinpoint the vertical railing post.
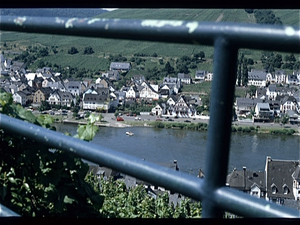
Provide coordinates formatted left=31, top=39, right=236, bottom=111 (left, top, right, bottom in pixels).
left=202, top=37, right=238, bottom=217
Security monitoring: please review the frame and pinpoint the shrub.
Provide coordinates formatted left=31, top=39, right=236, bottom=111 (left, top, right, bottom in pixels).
left=237, top=127, right=243, bottom=132
left=231, top=126, right=237, bottom=132
left=242, top=127, right=251, bottom=133
left=249, top=126, right=255, bottom=130
left=153, top=121, right=165, bottom=128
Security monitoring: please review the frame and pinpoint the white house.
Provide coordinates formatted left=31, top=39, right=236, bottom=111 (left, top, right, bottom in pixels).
left=292, top=165, right=300, bottom=201
left=279, top=96, right=299, bottom=113
left=110, top=62, right=131, bottom=71
left=13, top=91, right=27, bottom=106
left=275, top=70, right=286, bottom=84
left=195, top=70, right=207, bottom=82
left=151, top=104, right=164, bottom=116
left=247, top=71, right=267, bottom=87
left=126, top=85, right=139, bottom=99
left=139, top=81, right=159, bottom=101
left=66, top=81, right=81, bottom=96
left=205, top=72, right=213, bottom=81
left=286, top=74, right=300, bottom=85
left=47, top=90, right=75, bottom=107
left=82, top=93, right=110, bottom=112
left=255, top=103, right=271, bottom=121
left=178, top=73, right=191, bottom=85
left=166, top=96, right=196, bottom=118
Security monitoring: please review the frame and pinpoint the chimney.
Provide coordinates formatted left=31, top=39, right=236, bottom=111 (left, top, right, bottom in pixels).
left=174, top=160, right=179, bottom=171
left=243, top=167, right=246, bottom=189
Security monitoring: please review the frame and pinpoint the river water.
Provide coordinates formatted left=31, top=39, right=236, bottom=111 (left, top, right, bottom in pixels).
left=54, top=123, right=300, bottom=176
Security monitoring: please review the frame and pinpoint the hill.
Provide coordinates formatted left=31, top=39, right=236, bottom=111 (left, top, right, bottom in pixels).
left=0, top=8, right=109, bottom=18
left=0, top=9, right=299, bottom=72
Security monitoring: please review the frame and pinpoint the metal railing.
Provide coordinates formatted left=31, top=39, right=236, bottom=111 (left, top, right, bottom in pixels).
left=0, top=15, right=300, bottom=218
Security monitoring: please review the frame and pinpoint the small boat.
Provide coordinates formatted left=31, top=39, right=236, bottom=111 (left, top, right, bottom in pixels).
left=126, top=131, right=134, bottom=136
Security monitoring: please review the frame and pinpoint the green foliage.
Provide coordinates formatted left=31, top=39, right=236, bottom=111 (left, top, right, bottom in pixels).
left=254, top=10, right=282, bottom=25
left=281, top=114, right=290, bottom=125
left=83, top=46, right=94, bottom=55
left=38, top=100, right=51, bottom=112
left=74, top=114, right=102, bottom=141
left=85, top=176, right=201, bottom=218
left=0, top=93, right=104, bottom=217
left=68, top=47, right=79, bottom=55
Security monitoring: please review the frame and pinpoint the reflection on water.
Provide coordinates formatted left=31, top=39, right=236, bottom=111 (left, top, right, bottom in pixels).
left=54, top=123, right=300, bottom=176
left=252, top=134, right=258, bottom=153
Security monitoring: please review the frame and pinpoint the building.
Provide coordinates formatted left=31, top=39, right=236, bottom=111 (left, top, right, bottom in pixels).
left=247, top=70, right=267, bottom=87
left=110, top=62, right=131, bottom=71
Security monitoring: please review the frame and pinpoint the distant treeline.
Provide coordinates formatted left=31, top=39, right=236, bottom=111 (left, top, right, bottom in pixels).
left=0, top=8, right=108, bottom=18
left=245, top=9, right=282, bottom=25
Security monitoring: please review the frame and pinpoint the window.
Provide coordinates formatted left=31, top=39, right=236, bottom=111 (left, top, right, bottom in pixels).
left=271, top=184, right=277, bottom=194
left=283, top=185, right=289, bottom=195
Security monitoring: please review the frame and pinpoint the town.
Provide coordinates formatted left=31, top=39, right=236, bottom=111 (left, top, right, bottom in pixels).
left=1, top=53, right=300, bottom=127
left=1, top=53, right=300, bottom=211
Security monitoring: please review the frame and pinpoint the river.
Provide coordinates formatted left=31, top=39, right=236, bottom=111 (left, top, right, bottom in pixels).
left=54, top=123, right=300, bottom=176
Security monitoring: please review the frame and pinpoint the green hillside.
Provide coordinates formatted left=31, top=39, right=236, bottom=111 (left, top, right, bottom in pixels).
left=0, top=9, right=299, bottom=72
left=96, top=9, right=257, bottom=23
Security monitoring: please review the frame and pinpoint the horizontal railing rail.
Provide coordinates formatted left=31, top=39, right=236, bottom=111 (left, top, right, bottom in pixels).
left=0, top=114, right=299, bottom=218
left=0, top=16, right=299, bottom=53
left=1, top=16, right=300, bottom=218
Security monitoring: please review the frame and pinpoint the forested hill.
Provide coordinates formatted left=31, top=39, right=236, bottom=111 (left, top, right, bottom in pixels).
left=0, top=8, right=109, bottom=18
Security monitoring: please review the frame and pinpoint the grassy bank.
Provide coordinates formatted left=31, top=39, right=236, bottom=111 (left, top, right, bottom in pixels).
left=231, top=124, right=298, bottom=135
left=125, top=120, right=298, bottom=136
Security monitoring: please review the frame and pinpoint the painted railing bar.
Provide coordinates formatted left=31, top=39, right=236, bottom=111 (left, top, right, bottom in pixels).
left=0, top=204, right=21, bottom=217
left=0, top=16, right=299, bottom=53
left=1, top=114, right=299, bottom=217
left=202, top=38, right=239, bottom=217
left=215, top=187, right=300, bottom=218
left=0, top=114, right=204, bottom=202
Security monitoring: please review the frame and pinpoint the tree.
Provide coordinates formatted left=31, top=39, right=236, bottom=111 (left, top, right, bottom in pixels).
left=0, top=93, right=104, bottom=217
left=84, top=46, right=94, bottom=55
left=163, top=62, right=175, bottom=74
left=159, top=58, right=164, bottom=65
left=249, top=85, right=257, bottom=97
left=38, top=100, right=51, bottom=111
left=37, top=48, right=49, bottom=57
left=199, top=51, right=205, bottom=60
left=281, top=114, right=289, bottom=126
left=68, top=47, right=78, bottom=55
left=247, top=58, right=254, bottom=65
left=177, top=64, right=189, bottom=74
left=37, top=60, right=45, bottom=68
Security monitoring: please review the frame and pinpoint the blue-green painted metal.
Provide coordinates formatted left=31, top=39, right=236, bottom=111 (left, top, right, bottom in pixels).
left=0, top=16, right=300, bottom=218
left=0, top=204, right=21, bottom=217
left=0, top=16, right=299, bottom=53
left=0, top=114, right=299, bottom=217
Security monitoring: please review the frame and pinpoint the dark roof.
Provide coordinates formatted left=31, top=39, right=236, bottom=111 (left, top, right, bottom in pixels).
left=265, top=157, right=299, bottom=199
left=110, top=62, right=131, bottom=70
left=226, top=168, right=265, bottom=191
left=160, top=89, right=169, bottom=95
left=96, top=87, right=109, bottom=96
left=248, top=71, right=267, bottom=80
left=53, top=90, right=74, bottom=100
left=83, top=93, right=107, bottom=102
left=256, top=87, right=267, bottom=97
left=236, top=98, right=264, bottom=107
left=178, top=73, right=191, bottom=79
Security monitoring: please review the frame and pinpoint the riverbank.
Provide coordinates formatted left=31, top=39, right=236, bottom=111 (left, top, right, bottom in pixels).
left=55, top=114, right=300, bottom=136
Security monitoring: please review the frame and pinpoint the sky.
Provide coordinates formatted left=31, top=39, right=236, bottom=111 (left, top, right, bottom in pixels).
left=102, top=8, right=118, bottom=11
